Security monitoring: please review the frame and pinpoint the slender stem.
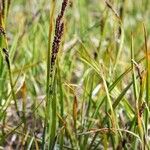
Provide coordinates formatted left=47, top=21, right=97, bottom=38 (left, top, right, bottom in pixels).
left=42, top=0, right=56, bottom=149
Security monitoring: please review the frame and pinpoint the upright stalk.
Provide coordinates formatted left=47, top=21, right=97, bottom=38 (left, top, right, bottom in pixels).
left=43, top=0, right=56, bottom=149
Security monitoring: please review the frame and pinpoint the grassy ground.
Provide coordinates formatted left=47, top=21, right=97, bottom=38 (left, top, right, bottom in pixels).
left=0, top=0, right=150, bottom=149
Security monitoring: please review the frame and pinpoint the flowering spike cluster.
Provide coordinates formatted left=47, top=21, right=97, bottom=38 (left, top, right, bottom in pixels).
left=50, top=0, right=68, bottom=74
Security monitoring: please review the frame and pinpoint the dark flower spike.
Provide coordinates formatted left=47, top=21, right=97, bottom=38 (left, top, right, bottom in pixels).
left=50, top=0, right=68, bottom=75
left=2, top=48, right=10, bottom=69
left=0, top=26, right=5, bottom=35
left=2, top=0, right=5, bottom=16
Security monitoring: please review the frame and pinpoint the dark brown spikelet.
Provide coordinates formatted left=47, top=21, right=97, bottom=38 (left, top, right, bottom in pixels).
left=2, top=0, right=5, bottom=17
left=2, top=48, right=10, bottom=69
left=0, top=26, right=5, bottom=35
left=50, top=0, right=68, bottom=74
left=139, top=102, right=146, bottom=117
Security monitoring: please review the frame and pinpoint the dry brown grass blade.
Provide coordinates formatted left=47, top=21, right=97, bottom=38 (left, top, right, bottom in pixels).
left=73, top=96, right=78, bottom=133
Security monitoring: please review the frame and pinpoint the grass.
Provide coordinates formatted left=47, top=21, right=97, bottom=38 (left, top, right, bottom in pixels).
left=0, top=0, right=150, bottom=149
